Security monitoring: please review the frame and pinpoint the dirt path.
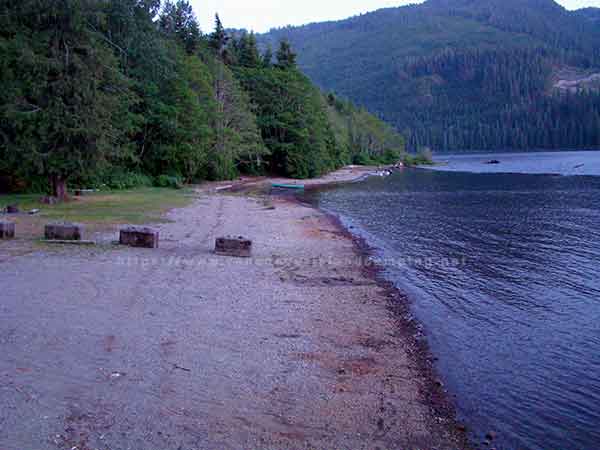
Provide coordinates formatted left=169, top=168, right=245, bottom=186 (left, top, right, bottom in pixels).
left=0, top=179, right=466, bottom=449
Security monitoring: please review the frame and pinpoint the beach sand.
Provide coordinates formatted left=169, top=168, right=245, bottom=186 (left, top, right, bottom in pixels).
left=0, top=167, right=467, bottom=449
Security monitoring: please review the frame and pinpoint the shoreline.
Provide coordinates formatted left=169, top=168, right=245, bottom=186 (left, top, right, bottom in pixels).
left=275, top=169, right=470, bottom=448
left=0, top=166, right=469, bottom=449
left=321, top=207, right=470, bottom=446
left=217, top=165, right=395, bottom=195
left=227, top=164, right=470, bottom=446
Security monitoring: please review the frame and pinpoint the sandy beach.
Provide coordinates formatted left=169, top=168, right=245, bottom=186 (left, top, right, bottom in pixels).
left=0, top=167, right=467, bottom=450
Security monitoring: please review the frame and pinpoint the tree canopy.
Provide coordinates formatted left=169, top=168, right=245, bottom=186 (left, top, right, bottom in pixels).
left=0, top=0, right=404, bottom=196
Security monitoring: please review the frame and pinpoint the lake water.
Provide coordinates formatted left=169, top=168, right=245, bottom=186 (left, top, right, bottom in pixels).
left=310, top=151, right=600, bottom=449
left=430, top=150, right=600, bottom=176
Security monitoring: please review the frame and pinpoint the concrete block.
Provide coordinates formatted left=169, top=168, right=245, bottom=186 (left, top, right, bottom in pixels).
left=215, top=236, right=252, bottom=258
left=45, top=222, right=83, bottom=241
left=119, top=226, right=159, bottom=249
left=0, top=221, right=15, bottom=239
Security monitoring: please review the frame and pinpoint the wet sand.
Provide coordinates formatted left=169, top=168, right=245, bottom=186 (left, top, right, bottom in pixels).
left=0, top=168, right=467, bottom=450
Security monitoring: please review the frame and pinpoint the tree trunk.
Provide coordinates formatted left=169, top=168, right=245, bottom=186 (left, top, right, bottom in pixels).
left=50, top=175, right=68, bottom=201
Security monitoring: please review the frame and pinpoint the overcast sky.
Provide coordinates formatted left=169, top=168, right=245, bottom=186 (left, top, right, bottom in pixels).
left=191, top=0, right=600, bottom=34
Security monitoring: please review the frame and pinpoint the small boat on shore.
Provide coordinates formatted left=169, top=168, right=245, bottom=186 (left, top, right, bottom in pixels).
left=271, top=183, right=305, bottom=190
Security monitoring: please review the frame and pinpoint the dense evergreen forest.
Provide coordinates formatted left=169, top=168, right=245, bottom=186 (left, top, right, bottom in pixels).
left=0, top=0, right=404, bottom=198
left=261, top=0, right=600, bottom=152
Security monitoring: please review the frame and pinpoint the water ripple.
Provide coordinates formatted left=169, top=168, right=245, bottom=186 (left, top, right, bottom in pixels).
left=314, top=156, right=600, bottom=450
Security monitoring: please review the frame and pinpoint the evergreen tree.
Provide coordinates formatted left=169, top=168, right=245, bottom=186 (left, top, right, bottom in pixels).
left=207, top=54, right=267, bottom=179
left=262, top=46, right=274, bottom=68
left=232, top=39, right=402, bottom=177
left=159, top=0, right=201, bottom=54
left=143, top=47, right=214, bottom=181
left=276, top=40, right=297, bottom=69
left=0, top=0, right=134, bottom=199
left=235, top=66, right=332, bottom=177
left=209, top=14, right=228, bottom=58
left=236, top=32, right=262, bottom=68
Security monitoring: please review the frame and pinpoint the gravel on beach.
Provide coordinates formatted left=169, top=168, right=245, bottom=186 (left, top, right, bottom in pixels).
left=0, top=171, right=467, bottom=450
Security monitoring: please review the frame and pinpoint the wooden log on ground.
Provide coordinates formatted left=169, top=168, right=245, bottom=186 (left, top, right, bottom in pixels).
left=0, top=221, right=15, bottom=239
left=215, top=236, right=252, bottom=258
left=119, top=226, right=159, bottom=249
left=44, top=222, right=83, bottom=241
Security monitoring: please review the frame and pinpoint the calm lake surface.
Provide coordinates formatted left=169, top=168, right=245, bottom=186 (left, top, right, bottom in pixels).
left=311, top=151, right=600, bottom=449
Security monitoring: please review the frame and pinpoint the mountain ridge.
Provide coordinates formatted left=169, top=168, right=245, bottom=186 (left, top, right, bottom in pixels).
left=574, top=7, right=600, bottom=23
left=260, top=0, right=600, bottom=151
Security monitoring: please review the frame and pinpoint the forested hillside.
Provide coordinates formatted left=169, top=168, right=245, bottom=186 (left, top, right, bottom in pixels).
left=261, top=0, right=600, bottom=152
left=574, top=7, right=600, bottom=23
left=0, top=0, right=404, bottom=198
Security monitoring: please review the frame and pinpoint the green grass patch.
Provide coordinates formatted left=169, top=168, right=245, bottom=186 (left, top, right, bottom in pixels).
left=0, top=187, right=195, bottom=225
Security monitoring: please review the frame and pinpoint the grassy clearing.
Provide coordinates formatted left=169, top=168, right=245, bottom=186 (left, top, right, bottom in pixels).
left=1, top=187, right=195, bottom=224
left=0, top=188, right=196, bottom=238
